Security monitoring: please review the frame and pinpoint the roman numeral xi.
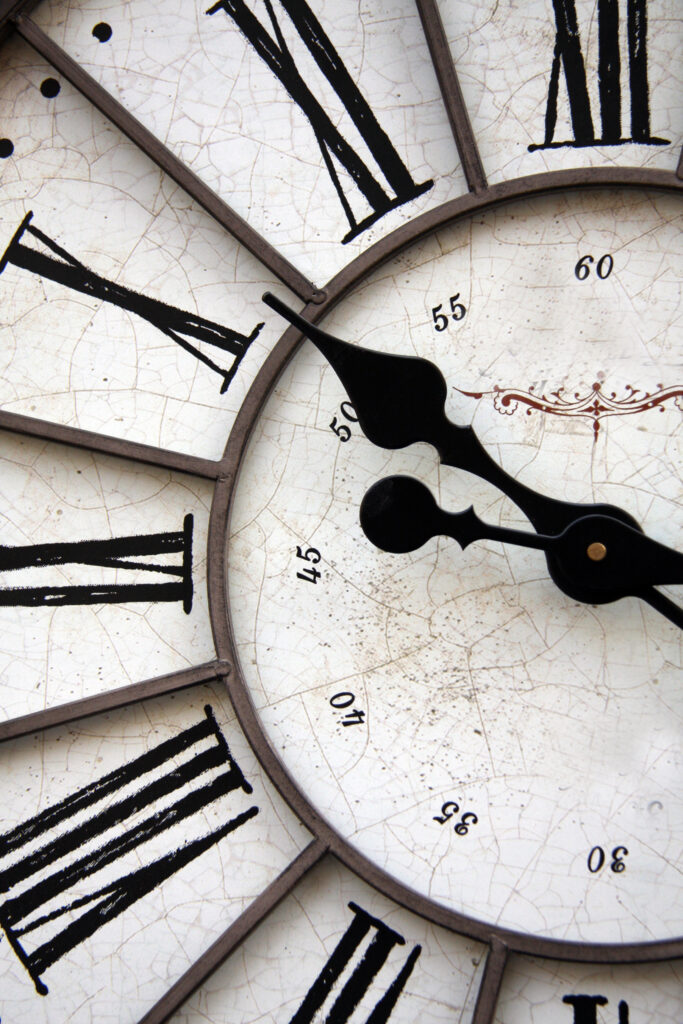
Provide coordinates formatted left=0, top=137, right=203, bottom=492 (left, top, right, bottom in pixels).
left=0, top=213, right=264, bottom=393
left=0, top=705, right=259, bottom=996
left=0, top=514, right=194, bottom=612
left=530, top=0, right=669, bottom=150
left=207, top=0, right=433, bottom=243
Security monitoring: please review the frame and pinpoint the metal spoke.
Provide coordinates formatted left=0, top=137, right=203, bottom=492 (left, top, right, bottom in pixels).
left=0, top=660, right=230, bottom=742
left=0, top=410, right=222, bottom=479
left=471, top=940, right=507, bottom=1024
left=136, top=839, right=328, bottom=1024
left=12, top=16, right=321, bottom=302
left=413, top=0, right=487, bottom=192
left=0, top=0, right=36, bottom=41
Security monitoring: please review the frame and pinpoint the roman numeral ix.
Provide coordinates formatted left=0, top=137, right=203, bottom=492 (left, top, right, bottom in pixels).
left=289, top=901, right=421, bottom=1023
left=206, top=0, right=433, bottom=243
left=0, top=513, right=194, bottom=612
left=0, top=213, right=264, bottom=393
left=0, top=705, right=259, bottom=995
left=529, top=0, right=669, bottom=150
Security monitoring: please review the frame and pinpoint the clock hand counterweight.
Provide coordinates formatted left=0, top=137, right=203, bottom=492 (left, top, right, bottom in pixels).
left=262, top=292, right=638, bottom=536
left=360, top=476, right=683, bottom=629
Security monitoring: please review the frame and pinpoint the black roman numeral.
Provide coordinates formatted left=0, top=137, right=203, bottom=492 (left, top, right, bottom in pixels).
left=0, top=213, right=264, bottom=393
left=564, top=995, right=629, bottom=1024
left=206, top=0, right=433, bottom=243
left=289, top=901, right=421, bottom=1023
left=0, top=513, right=194, bottom=612
left=529, top=0, right=669, bottom=151
left=0, top=705, right=259, bottom=996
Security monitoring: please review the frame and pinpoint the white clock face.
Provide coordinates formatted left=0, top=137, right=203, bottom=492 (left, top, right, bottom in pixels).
left=0, top=0, right=681, bottom=1019
left=228, top=186, right=682, bottom=944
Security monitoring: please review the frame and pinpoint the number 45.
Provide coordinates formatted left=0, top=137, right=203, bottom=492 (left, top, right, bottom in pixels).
left=296, top=545, right=321, bottom=584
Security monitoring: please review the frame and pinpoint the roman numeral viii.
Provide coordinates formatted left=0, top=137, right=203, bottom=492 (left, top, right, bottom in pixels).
left=529, top=0, right=669, bottom=150
left=0, top=705, right=259, bottom=996
left=206, top=0, right=433, bottom=243
left=1, top=213, right=264, bottom=393
left=289, top=901, right=421, bottom=1023
left=0, top=513, right=194, bottom=612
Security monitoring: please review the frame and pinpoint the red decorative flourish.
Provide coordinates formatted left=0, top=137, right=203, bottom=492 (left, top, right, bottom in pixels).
left=457, top=382, right=683, bottom=442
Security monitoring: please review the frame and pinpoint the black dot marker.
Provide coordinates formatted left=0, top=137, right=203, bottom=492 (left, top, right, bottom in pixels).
left=40, top=78, right=60, bottom=98
left=0, top=138, right=13, bottom=158
left=92, top=22, right=112, bottom=42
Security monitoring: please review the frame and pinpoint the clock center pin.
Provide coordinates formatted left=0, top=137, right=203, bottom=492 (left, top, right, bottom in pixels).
left=586, top=541, right=608, bottom=562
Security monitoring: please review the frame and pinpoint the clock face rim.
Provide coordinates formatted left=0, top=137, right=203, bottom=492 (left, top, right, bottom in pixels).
left=212, top=168, right=683, bottom=965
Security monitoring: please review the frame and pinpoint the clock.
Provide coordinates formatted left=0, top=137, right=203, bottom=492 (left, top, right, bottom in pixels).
left=0, top=0, right=680, bottom=1021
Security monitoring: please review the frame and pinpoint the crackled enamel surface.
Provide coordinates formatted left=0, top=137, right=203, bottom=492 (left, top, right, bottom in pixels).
left=171, top=856, right=486, bottom=1023
left=31, top=0, right=466, bottom=285
left=0, top=0, right=681, bottom=1018
left=494, top=955, right=683, bottom=1023
left=439, top=0, right=682, bottom=183
left=0, top=682, right=310, bottom=1022
left=229, top=187, right=682, bottom=944
left=0, top=433, right=215, bottom=717
left=0, top=37, right=291, bottom=460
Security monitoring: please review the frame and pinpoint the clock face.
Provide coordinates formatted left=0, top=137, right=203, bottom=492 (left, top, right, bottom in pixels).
left=0, top=0, right=681, bottom=1021
left=227, top=185, right=683, bottom=946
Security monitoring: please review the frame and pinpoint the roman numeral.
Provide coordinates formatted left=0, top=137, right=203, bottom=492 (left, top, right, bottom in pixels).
left=0, top=513, right=194, bottom=612
left=0, top=213, right=264, bottom=393
left=289, top=901, right=421, bottom=1023
left=0, top=705, right=259, bottom=996
left=529, top=0, right=669, bottom=151
left=206, top=0, right=433, bottom=243
left=563, top=995, right=630, bottom=1024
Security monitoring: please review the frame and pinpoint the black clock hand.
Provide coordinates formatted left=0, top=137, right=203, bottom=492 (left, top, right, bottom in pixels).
left=360, top=476, right=683, bottom=629
left=263, top=292, right=638, bottom=537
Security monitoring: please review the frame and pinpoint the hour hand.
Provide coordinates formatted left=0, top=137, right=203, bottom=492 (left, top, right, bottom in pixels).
left=262, top=292, right=637, bottom=537
left=361, top=476, right=683, bottom=629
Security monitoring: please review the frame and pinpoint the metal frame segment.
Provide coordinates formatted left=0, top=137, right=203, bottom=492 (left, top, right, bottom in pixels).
left=472, top=940, right=508, bottom=1024
left=137, top=839, right=329, bottom=1024
left=0, top=660, right=231, bottom=742
left=413, top=0, right=487, bottom=193
left=0, top=412, right=222, bottom=479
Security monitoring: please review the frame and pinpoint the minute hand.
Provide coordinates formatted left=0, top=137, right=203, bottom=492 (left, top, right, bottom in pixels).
left=263, top=293, right=638, bottom=535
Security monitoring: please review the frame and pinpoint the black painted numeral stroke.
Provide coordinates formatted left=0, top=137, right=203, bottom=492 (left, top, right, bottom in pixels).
left=0, top=705, right=258, bottom=996
left=0, top=213, right=264, bottom=393
left=205, top=0, right=433, bottom=243
left=0, top=513, right=194, bottom=612
left=564, top=995, right=629, bottom=1024
left=289, top=901, right=421, bottom=1023
left=529, top=0, right=669, bottom=151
